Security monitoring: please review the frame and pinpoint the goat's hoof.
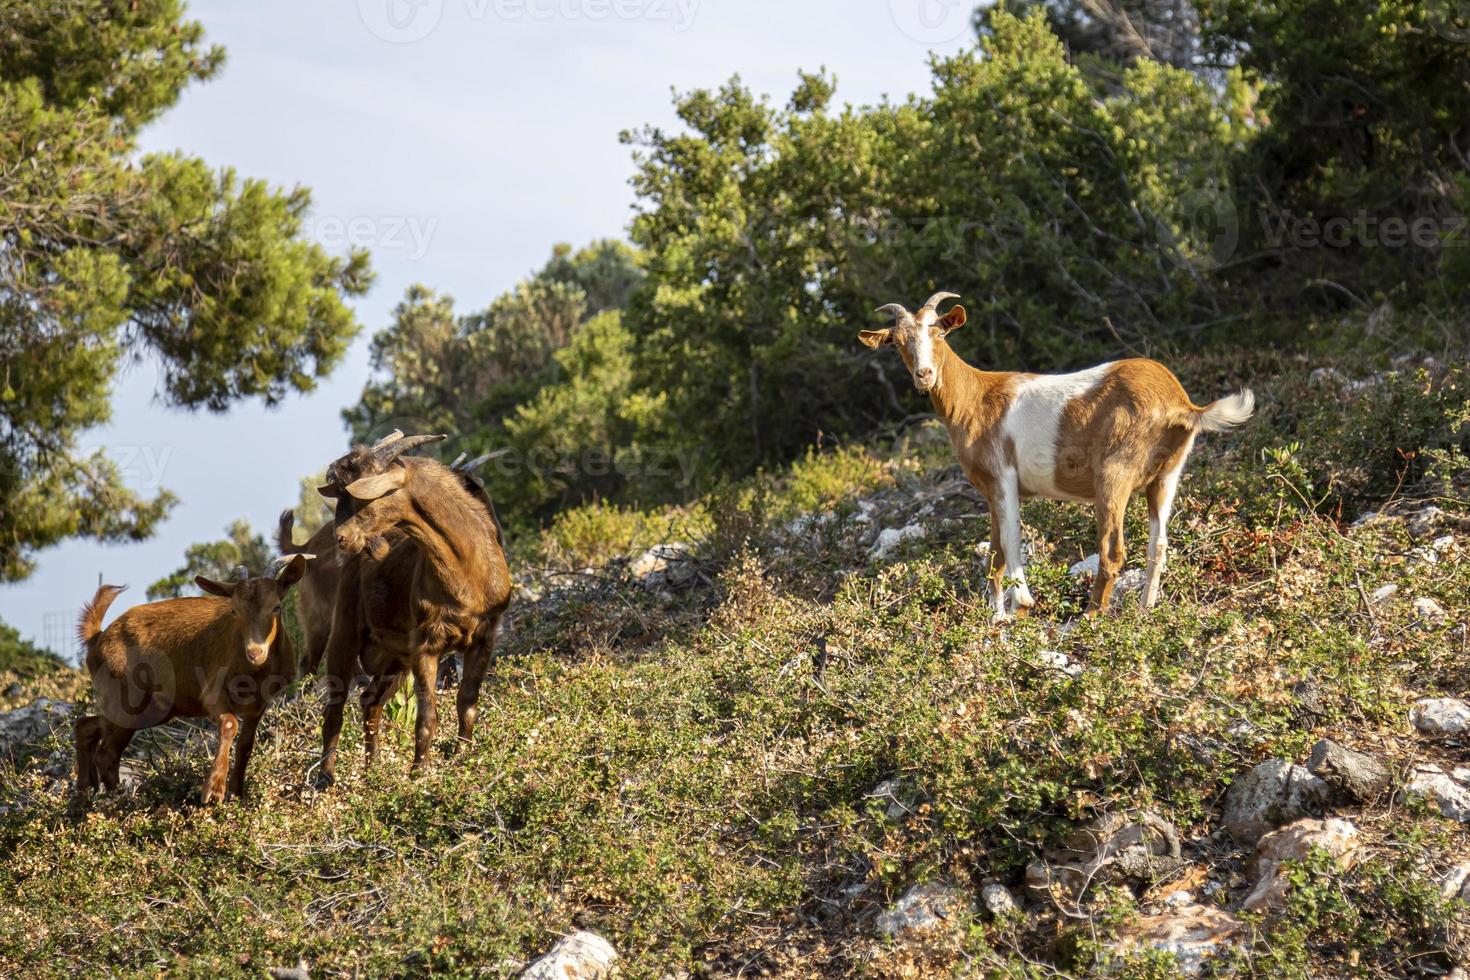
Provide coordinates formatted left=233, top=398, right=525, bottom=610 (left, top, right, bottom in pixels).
left=990, top=614, right=1015, bottom=627
left=311, top=770, right=336, bottom=791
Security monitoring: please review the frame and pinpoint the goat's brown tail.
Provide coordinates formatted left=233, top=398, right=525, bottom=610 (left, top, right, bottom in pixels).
left=277, top=509, right=304, bottom=554
left=77, top=584, right=125, bottom=672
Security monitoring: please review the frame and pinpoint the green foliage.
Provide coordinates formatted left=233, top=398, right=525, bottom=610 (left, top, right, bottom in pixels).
left=0, top=0, right=371, bottom=581
left=5, top=348, right=1470, bottom=974
left=344, top=242, right=644, bottom=526
left=0, top=619, right=63, bottom=677
left=146, top=520, right=272, bottom=600
left=1199, top=0, right=1470, bottom=309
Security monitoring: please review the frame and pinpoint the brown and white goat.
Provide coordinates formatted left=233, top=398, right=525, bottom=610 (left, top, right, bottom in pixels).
left=861, top=292, right=1253, bottom=621
left=74, top=555, right=311, bottom=803
left=313, top=433, right=512, bottom=785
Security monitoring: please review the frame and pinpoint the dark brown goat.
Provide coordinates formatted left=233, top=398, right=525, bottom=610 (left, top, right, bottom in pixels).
left=74, top=556, right=310, bottom=803
left=279, top=448, right=504, bottom=680
left=314, top=434, right=512, bottom=784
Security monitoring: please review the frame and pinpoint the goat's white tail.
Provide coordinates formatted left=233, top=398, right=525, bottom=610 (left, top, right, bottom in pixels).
left=1194, top=389, right=1255, bottom=433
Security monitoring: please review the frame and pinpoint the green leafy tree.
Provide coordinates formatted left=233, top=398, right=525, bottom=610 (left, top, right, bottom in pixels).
left=0, top=0, right=371, bottom=581
left=344, top=241, right=644, bottom=522
left=146, top=520, right=272, bottom=600
left=1198, top=0, right=1470, bottom=308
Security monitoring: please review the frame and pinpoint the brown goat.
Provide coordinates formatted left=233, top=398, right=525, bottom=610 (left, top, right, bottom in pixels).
left=313, top=434, right=512, bottom=784
left=74, top=555, right=310, bottom=803
left=279, top=447, right=505, bottom=680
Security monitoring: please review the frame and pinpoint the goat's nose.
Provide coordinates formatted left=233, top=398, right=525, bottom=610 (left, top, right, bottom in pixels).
left=916, top=368, right=936, bottom=388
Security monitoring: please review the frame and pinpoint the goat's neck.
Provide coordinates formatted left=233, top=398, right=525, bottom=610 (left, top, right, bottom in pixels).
left=398, top=480, right=488, bottom=601
left=927, top=345, right=994, bottom=430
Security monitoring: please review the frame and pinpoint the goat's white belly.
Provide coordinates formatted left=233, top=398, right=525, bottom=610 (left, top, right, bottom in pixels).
left=1003, top=364, right=1113, bottom=501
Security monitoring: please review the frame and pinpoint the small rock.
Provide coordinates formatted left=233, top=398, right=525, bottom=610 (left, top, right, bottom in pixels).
left=268, top=960, right=311, bottom=980
left=1439, top=862, right=1470, bottom=902
left=1069, top=554, right=1100, bottom=578
left=979, top=880, right=1020, bottom=919
left=867, top=778, right=911, bottom=820
left=1369, top=583, right=1399, bottom=605
left=520, top=931, right=618, bottom=980
left=1309, top=367, right=1344, bottom=386
left=1103, top=904, right=1242, bottom=977
left=1114, top=568, right=1147, bottom=596
left=1404, top=766, right=1470, bottom=822
left=1306, top=739, right=1391, bottom=802
left=1432, top=534, right=1457, bottom=553
left=1222, top=759, right=1331, bottom=844
left=1034, top=650, right=1083, bottom=677
left=1026, top=811, right=1187, bottom=906
left=2, top=682, right=22, bottom=699
left=629, top=543, right=697, bottom=591
left=869, top=524, right=926, bottom=560
left=1408, top=506, right=1445, bottom=539
left=1413, top=597, right=1449, bottom=627
left=1241, top=818, right=1360, bottom=912
left=1410, top=698, right=1470, bottom=735
left=0, top=698, right=74, bottom=762
left=874, top=880, right=969, bottom=938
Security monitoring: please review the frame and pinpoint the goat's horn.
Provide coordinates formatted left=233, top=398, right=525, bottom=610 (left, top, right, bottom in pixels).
left=371, top=433, right=447, bottom=465
left=920, top=291, right=960, bottom=311
left=875, top=303, right=910, bottom=319
left=449, top=452, right=468, bottom=470
left=369, top=429, right=405, bottom=451
left=234, top=564, right=249, bottom=581
left=460, top=449, right=510, bottom=472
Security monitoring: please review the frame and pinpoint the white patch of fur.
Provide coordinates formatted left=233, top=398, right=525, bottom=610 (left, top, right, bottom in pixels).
left=1197, top=389, right=1255, bottom=432
left=1142, top=436, right=1192, bottom=607
left=910, top=327, right=937, bottom=387
left=1002, top=363, right=1114, bottom=500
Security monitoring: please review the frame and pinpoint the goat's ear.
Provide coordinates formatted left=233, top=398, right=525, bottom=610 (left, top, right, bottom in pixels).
left=317, top=483, right=340, bottom=499
left=937, top=305, right=966, bottom=335
left=275, top=554, right=309, bottom=590
left=858, top=329, right=893, bottom=349
left=196, top=576, right=234, bottom=598
left=343, top=468, right=407, bottom=501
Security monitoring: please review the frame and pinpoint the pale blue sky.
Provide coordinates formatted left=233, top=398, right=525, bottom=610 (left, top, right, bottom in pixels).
left=1, top=0, right=976, bottom=651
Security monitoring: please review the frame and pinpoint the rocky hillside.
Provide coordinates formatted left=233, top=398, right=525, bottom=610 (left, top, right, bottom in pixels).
left=2, top=348, right=1469, bottom=978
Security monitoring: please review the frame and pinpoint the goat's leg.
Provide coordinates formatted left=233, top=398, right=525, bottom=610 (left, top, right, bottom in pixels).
left=203, top=713, right=239, bottom=805
left=317, top=592, right=364, bottom=788
left=94, top=723, right=136, bottom=793
left=227, top=713, right=261, bottom=800
left=409, top=652, right=439, bottom=772
left=74, top=715, right=103, bottom=794
left=984, top=499, right=1009, bottom=622
left=456, top=625, right=499, bottom=746
left=1088, top=490, right=1129, bottom=614
left=995, top=470, right=1035, bottom=620
left=360, top=672, right=404, bottom=764
left=1142, top=450, right=1188, bottom=608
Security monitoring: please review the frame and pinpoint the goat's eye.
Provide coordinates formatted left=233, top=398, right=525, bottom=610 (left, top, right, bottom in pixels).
left=273, top=605, right=282, bottom=614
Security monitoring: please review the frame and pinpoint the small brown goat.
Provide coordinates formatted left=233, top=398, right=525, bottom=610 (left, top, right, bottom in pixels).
left=314, top=433, right=512, bottom=784
left=862, top=291, right=1253, bottom=621
left=279, top=443, right=505, bottom=680
left=74, top=555, right=310, bottom=803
